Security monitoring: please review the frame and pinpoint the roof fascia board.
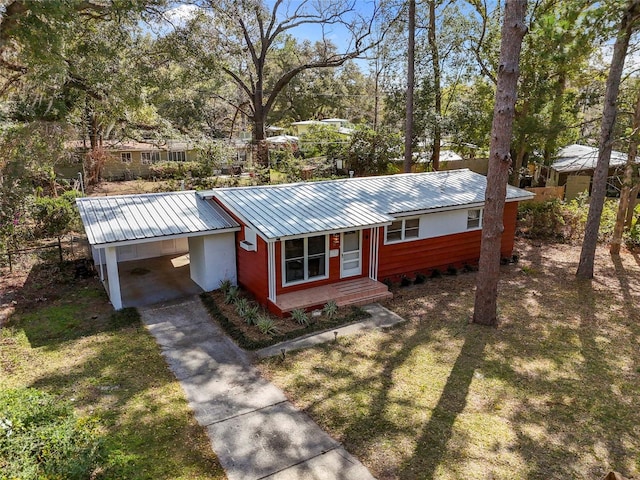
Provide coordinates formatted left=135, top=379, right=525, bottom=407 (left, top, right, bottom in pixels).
left=89, top=227, right=240, bottom=248
left=390, top=196, right=531, bottom=218
left=273, top=222, right=392, bottom=242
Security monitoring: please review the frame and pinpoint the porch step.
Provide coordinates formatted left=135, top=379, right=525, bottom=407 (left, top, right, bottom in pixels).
left=276, top=278, right=393, bottom=313
left=335, top=290, right=393, bottom=308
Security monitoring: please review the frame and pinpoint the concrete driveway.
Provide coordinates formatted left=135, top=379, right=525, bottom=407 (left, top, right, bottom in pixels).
left=139, top=296, right=375, bottom=480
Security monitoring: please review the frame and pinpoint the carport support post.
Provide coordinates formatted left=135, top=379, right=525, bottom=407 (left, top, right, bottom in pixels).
left=105, top=246, right=123, bottom=310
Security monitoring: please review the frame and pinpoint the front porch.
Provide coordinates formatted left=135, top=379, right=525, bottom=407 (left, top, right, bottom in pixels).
left=274, top=277, right=393, bottom=313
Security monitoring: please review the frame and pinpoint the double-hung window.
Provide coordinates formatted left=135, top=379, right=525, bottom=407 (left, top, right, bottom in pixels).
left=385, top=217, right=420, bottom=243
left=169, top=150, right=186, bottom=162
left=467, top=209, right=482, bottom=229
left=283, top=235, right=327, bottom=284
left=141, top=151, right=160, bottom=164
left=120, top=152, right=132, bottom=163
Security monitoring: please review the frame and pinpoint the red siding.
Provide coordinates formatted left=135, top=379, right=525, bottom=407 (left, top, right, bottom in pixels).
left=378, top=202, right=519, bottom=281
left=237, top=229, right=269, bottom=304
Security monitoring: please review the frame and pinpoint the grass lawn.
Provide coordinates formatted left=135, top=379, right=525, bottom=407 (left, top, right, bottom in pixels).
left=258, top=239, right=640, bottom=479
left=0, top=262, right=225, bottom=479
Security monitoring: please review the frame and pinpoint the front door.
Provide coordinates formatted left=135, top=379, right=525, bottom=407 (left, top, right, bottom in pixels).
left=341, top=230, right=361, bottom=277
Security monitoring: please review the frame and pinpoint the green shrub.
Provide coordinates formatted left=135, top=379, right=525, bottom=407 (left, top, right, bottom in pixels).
left=625, top=219, right=640, bottom=249
left=414, top=273, right=427, bottom=284
left=234, top=297, right=249, bottom=317
left=518, top=195, right=621, bottom=243
left=219, top=279, right=232, bottom=293
left=224, top=286, right=239, bottom=304
left=290, top=308, right=309, bottom=326
left=148, top=161, right=207, bottom=179
left=0, top=388, right=102, bottom=480
left=244, top=303, right=260, bottom=325
left=256, top=315, right=278, bottom=336
left=322, top=300, right=338, bottom=319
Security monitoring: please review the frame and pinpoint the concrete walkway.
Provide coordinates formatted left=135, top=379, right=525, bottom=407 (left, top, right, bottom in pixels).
left=139, top=297, right=376, bottom=480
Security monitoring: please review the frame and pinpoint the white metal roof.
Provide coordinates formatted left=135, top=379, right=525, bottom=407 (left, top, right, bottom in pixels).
left=551, top=144, right=638, bottom=173
left=77, top=191, right=239, bottom=246
left=204, top=169, right=534, bottom=240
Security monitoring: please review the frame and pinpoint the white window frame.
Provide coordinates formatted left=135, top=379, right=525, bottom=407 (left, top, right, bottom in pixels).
left=281, top=234, right=329, bottom=287
left=120, top=152, right=132, bottom=164
left=141, top=151, right=160, bottom=164
left=169, top=150, right=187, bottom=162
left=384, top=217, right=421, bottom=244
left=467, top=208, right=483, bottom=230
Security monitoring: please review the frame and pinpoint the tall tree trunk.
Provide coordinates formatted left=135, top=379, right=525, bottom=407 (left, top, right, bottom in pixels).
left=577, top=0, right=640, bottom=278
left=473, top=0, right=527, bottom=327
left=626, top=183, right=640, bottom=227
left=404, top=0, right=415, bottom=173
left=611, top=89, right=640, bottom=254
left=428, top=0, right=442, bottom=171
left=253, top=77, right=268, bottom=167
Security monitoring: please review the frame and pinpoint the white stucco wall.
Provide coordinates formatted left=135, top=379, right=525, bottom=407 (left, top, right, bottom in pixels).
left=418, top=209, right=480, bottom=239
left=189, top=232, right=237, bottom=291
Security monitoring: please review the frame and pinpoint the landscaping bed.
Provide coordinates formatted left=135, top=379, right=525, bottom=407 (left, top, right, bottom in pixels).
left=200, top=288, right=370, bottom=350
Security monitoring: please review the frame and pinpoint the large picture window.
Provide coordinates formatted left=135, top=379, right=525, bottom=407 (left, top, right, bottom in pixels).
left=385, top=217, right=420, bottom=243
left=283, top=235, right=327, bottom=284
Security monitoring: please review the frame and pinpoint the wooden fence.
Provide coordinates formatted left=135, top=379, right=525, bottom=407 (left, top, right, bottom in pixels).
left=524, top=186, right=565, bottom=202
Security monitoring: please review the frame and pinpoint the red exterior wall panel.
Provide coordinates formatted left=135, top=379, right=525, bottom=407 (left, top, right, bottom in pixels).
left=378, top=202, right=520, bottom=281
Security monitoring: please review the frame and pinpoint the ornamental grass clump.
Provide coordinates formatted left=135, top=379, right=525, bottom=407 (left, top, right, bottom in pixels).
left=234, top=297, right=249, bottom=317
left=290, top=308, right=309, bottom=326
left=256, top=315, right=278, bottom=336
left=322, top=300, right=338, bottom=319
left=224, top=286, right=239, bottom=304
left=244, top=303, right=260, bottom=326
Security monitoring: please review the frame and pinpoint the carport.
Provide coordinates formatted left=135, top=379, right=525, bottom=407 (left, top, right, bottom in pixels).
left=77, top=191, right=240, bottom=309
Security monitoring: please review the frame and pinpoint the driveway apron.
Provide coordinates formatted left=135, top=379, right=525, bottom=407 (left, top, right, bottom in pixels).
left=139, top=296, right=375, bottom=480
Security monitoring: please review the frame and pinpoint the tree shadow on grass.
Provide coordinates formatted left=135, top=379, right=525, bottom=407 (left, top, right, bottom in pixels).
left=397, top=326, right=488, bottom=479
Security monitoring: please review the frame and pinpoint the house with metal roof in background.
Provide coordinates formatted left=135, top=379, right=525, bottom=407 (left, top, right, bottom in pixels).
left=546, top=144, right=640, bottom=200
left=76, top=169, right=534, bottom=313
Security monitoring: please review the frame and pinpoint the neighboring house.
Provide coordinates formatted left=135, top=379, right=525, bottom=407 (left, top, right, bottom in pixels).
left=289, top=118, right=354, bottom=136
left=289, top=120, right=325, bottom=136
left=77, top=169, right=534, bottom=313
left=58, top=140, right=199, bottom=180
left=546, top=144, right=639, bottom=200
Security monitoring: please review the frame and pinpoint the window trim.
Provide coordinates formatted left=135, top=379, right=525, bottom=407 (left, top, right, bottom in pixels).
left=384, top=216, right=422, bottom=244
left=168, top=150, right=187, bottom=162
left=281, top=234, right=329, bottom=287
left=141, top=151, right=160, bottom=164
left=467, top=208, right=483, bottom=230
left=120, top=152, right=132, bottom=164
